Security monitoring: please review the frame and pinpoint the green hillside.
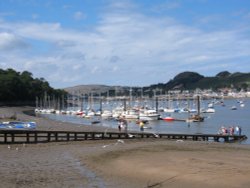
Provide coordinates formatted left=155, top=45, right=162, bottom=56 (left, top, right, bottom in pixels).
left=65, top=71, right=250, bottom=97
left=0, top=68, right=66, bottom=104
left=146, top=71, right=250, bottom=92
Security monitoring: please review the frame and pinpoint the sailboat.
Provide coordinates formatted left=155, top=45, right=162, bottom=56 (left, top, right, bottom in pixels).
left=188, top=96, right=204, bottom=122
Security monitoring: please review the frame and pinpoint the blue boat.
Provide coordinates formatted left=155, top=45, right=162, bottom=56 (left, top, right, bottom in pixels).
left=0, top=121, right=36, bottom=129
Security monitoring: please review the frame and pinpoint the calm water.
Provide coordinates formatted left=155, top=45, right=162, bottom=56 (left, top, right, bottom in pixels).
left=40, top=98, right=250, bottom=144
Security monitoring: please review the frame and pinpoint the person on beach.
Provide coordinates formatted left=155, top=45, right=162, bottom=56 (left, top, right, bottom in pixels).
left=229, top=126, right=234, bottom=135
left=118, top=121, right=121, bottom=132
left=239, top=126, right=242, bottom=136
left=219, top=126, right=225, bottom=135
left=218, top=126, right=227, bottom=135
left=235, top=126, right=239, bottom=135
left=139, top=121, right=144, bottom=131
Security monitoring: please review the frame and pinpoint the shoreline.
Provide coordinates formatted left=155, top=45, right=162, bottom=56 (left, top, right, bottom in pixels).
left=1, top=106, right=250, bottom=187
left=0, top=106, right=116, bottom=132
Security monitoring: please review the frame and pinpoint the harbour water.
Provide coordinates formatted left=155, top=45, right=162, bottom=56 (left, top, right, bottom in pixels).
left=39, top=98, right=250, bottom=144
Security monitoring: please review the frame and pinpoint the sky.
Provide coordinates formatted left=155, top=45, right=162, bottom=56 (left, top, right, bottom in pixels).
left=0, top=0, right=250, bottom=89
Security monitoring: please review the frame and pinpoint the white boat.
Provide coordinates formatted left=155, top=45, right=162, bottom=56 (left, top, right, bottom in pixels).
left=208, top=103, right=214, bottom=108
left=101, top=110, right=113, bottom=118
left=231, top=106, right=237, bottom=110
left=139, top=109, right=160, bottom=121
left=34, top=108, right=40, bottom=113
left=55, top=110, right=61, bottom=114
left=87, top=110, right=95, bottom=117
left=179, top=108, right=197, bottom=113
left=164, top=108, right=175, bottom=113
left=240, top=103, right=245, bottom=107
left=95, top=110, right=102, bottom=116
left=122, top=109, right=139, bottom=119
left=112, top=107, right=124, bottom=118
left=204, top=108, right=215, bottom=113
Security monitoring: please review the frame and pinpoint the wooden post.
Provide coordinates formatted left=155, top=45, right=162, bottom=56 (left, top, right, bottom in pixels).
left=224, top=137, right=229, bottom=142
left=197, top=95, right=200, bottom=116
left=34, top=133, right=38, bottom=143
left=47, top=133, right=51, bottom=142
left=11, top=133, right=15, bottom=143
left=125, top=134, right=128, bottom=139
left=4, top=133, right=7, bottom=143
left=67, top=133, right=70, bottom=141
left=155, top=97, right=158, bottom=113
left=55, top=133, right=58, bottom=141
left=85, top=133, right=88, bottom=140
left=74, top=133, right=77, bottom=141
left=26, top=133, right=30, bottom=143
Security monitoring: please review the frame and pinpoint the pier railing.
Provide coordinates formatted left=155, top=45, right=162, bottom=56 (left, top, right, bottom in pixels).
left=0, top=129, right=247, bottom=144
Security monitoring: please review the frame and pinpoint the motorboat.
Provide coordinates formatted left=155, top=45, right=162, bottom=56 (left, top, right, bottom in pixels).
left=122, top=109, right=139, bottom=119
left=139, top=109, right=160, bottom=121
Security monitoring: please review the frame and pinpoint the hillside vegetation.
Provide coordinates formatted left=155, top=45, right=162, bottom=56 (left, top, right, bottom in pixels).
left=146, top=71, right=250, bottom=92
left=1, top=68, right=249, bottom=103
left=0, top=68, right=66, bottom=104
left=65, top=71, right=250, bottom=96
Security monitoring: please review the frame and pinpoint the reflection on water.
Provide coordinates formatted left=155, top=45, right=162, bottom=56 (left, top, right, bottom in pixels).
left=39, top=98, right=250, bottom=144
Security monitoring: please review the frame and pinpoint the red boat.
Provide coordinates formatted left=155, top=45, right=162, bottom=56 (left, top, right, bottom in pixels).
left=163, top=117, right=174, bottom=121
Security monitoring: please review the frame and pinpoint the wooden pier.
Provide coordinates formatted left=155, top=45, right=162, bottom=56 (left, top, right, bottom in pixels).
left=0, top=130, right=247, bottom=144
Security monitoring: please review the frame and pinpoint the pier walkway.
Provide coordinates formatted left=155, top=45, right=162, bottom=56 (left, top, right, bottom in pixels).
left=0, top=130, right=247, bottom=144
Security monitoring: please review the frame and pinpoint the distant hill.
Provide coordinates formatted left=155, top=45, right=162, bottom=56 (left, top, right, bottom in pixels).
left=64, top=84, right=130, bottom=96
left=145, top=71, right=250, bottom=93
left=64, top=71, right=250, bottom=96
left=167, top=71, right=250, bottom=90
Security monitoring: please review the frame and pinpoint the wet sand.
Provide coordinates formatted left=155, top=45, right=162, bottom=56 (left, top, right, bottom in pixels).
left=1, top=107, right=250, bottom=188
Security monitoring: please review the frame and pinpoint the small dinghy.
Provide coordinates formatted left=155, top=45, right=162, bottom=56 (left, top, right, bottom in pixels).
left=0, top=121, right=36, bottom=129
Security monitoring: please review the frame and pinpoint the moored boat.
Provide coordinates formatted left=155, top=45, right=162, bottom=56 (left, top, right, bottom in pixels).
left=163, top=117, right=175, bottom=121
left=139, top=109, right=160, bottom=121
left=0, top=121, right=36, bottom=129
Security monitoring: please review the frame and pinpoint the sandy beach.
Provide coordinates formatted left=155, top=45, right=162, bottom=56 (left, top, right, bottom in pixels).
left=1, top=106, right=250, bottom=188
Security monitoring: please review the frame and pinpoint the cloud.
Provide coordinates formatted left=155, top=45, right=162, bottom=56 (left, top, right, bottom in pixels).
left=0, top=32, right=29, bottom=51
left=73, top=11, right=86, bottom=20
left=0, top=1, right=249, bottom=88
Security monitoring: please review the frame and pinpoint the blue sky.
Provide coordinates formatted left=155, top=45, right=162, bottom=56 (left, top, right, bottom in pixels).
left=0, top=0, right=250, bottom=88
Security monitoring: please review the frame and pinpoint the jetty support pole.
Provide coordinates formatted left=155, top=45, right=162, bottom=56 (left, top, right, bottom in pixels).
left=155, top=97, right=159, bottom=113
left=197, top=95, right=201, bottom=116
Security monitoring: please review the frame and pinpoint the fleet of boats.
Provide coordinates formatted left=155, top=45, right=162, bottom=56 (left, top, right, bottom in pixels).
left=34, top=96, right=246, bottom=123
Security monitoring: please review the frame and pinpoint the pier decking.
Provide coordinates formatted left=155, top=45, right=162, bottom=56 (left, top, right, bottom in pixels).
left=0, top=129, right=247, bottom=144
